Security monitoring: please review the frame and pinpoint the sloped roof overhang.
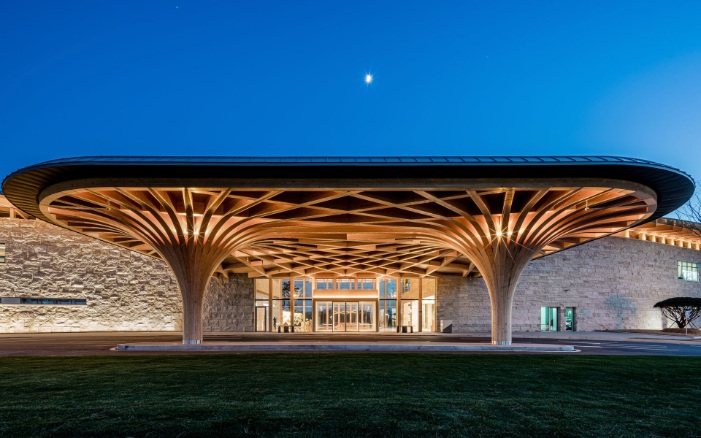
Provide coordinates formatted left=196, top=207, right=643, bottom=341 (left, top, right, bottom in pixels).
left=2, top=155, right=694, bottom=222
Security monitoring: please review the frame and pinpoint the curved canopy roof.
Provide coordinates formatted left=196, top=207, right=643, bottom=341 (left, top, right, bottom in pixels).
left=2, top=155, right=695, bottom=278
left=3, top=155, right=694, bottom=221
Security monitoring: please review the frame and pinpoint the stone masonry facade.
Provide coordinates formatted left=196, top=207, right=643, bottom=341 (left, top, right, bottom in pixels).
left=0, top=217, right=255, bottom=333
left=2, top=217, right=701, bottom=334
left=0, top=218, right=182, bottom=333
left=437, top=236, right=701, bottom=332
left=202, top=274, right=254, bottom=332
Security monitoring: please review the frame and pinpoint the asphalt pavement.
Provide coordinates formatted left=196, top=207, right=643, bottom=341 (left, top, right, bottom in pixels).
left=0, top=331, right=700, bottom=356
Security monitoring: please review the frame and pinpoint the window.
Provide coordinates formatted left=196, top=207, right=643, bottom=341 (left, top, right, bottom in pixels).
left=378, top=278, right=397, bottom=332
left=0, top=243, right=5, bottom=263
left=315, top=278, right=332, bottom=290
left=336, top=278, right=355, bottom=290
left=358, top=279, right=375, bottom=290
left=422, top=278, right=437, bottom=332
left=379, top=279, right=397, bottom=299
left=271, top=278, right=292, bottom=331
left=293, top=279, right=313, bottom=332
left=678, top=261, right=699, bottom=282
left=400, top=279, right=419, bottom=329
left=540, top=306, right=559, bottom=331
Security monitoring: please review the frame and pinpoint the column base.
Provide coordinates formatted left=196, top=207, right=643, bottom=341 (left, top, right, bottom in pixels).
left=492, top=340, right=512, bottom=346
left=183, top=339, right=202, bottom=345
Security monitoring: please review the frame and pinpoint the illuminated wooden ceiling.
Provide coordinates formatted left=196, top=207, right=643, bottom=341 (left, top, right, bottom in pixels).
left=0, top=195, right=30, bottom=219
left=38, top=184, right=655, bottom=278
left=617, top=218, right=701, bottom=250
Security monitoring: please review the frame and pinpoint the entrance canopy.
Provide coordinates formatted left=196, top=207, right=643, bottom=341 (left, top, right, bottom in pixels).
left=2, top=156, right=694, bottom=344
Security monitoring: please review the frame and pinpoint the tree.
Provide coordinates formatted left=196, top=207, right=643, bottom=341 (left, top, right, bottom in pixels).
left=676, top=191, right=701, bottom=238
left=653, top=297, right=701, bottom=329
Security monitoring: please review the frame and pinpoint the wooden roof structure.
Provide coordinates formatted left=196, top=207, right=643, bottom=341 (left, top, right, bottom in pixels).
left=0, top=194, right=30, bottom=219
left=4, top=193, right=699, bottom=275
left=1, top=156, right=694, bottom=279
left=617, top=218, right=701, bottom=250
left=35, top=186, right=659, bottom=278
left=2, top=156, right=694, bottom=344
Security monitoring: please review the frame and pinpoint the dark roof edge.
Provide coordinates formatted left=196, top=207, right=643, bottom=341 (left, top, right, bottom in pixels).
left=3, top=155, right=695, bottom=181
left=2, top=153, right=693, bottom=167
left=2, top=155, right=695, bottom=225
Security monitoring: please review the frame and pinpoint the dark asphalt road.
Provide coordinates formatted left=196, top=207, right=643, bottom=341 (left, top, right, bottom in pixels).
left=532, top=338, right=701, bottom=356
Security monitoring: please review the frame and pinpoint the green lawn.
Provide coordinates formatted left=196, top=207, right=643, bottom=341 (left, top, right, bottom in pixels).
left=0, top=354, right=699, bottom=437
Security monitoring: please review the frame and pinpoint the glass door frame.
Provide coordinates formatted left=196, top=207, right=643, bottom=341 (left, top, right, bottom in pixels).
left=565, top=307, right=576, bottom=331
left=254, top=305, right=268, bottom=332
left=312, top=299, right=379, bottom=333
left=333, top=301, right=348, bottom=332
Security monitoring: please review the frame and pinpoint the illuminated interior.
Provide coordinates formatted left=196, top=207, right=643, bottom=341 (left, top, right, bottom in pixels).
left=254, top=277, right=437, bottom=333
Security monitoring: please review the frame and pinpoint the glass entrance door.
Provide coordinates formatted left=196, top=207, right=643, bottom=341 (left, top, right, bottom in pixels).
left=332, top=301, right=360, bottom=332
left=316, top=301, right=332, bottom=332
left=346, top=302, right=358, bottom=331
left=359, top=302, right=375, bottom=331
left=565, top=307, right=575, bottom=331
left=315, top=301, right=376, bottom=332
left=333, top=302, right=347, bottom=331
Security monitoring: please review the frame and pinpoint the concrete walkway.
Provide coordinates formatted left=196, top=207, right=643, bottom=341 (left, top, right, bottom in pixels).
left=115, top=330, right=701, bottom=353
left=115, top=340, right=575, bottom=353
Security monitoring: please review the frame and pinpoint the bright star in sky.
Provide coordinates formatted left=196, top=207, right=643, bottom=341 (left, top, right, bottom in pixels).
left=365, top=73, right=373, bottom=85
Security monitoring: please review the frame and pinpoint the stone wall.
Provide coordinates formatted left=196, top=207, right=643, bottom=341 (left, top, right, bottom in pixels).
left=436, top=275, right=491, bottom=333
left=203, top=274, right=254, bottom=332
left=4, top=215, right=701, bottom=334
left=0, top=217, right=257, bottom=333
left=0, top=218, right=182, bottom=333
left=437, top=236, right=701, bottom=332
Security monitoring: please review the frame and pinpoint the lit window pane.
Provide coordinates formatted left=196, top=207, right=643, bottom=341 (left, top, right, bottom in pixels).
left=678, top=261, right=699, bottom=282
left=293, top=279, right=304, bottom=298
left=385, top=279, right=397, bottom=298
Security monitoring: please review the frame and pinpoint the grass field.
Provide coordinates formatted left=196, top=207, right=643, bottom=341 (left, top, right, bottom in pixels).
left=0, top=354, right=699, bottom=437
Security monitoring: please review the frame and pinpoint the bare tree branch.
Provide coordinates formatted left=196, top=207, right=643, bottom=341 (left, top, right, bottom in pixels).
left=676, top=191, right=701, bottom=239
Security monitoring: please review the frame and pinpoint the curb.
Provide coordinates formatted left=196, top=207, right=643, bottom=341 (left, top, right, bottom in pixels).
left=115, top=343, right=576, bottom=353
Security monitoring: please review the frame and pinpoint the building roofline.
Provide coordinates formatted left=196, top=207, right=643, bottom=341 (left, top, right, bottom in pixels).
left=2, top=154, right=692, bottom=167
left=2, top=155, right=695, bottom=223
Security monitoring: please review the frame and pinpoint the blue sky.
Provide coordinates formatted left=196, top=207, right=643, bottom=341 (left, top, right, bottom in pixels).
left=2, top=1, right=701, bottom=186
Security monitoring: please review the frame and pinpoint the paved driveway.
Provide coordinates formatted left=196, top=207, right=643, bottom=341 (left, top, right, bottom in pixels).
left=0, top=332, right=700, bottom=356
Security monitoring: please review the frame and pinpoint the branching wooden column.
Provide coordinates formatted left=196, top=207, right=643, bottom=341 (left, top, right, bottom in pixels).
left=40, top=187, right=280, bottom=344
left=419, top=185, right=657, bottom=345
left=471, top=246, right=531, bottom=345
left=165, top=244, right=229, bottom=344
